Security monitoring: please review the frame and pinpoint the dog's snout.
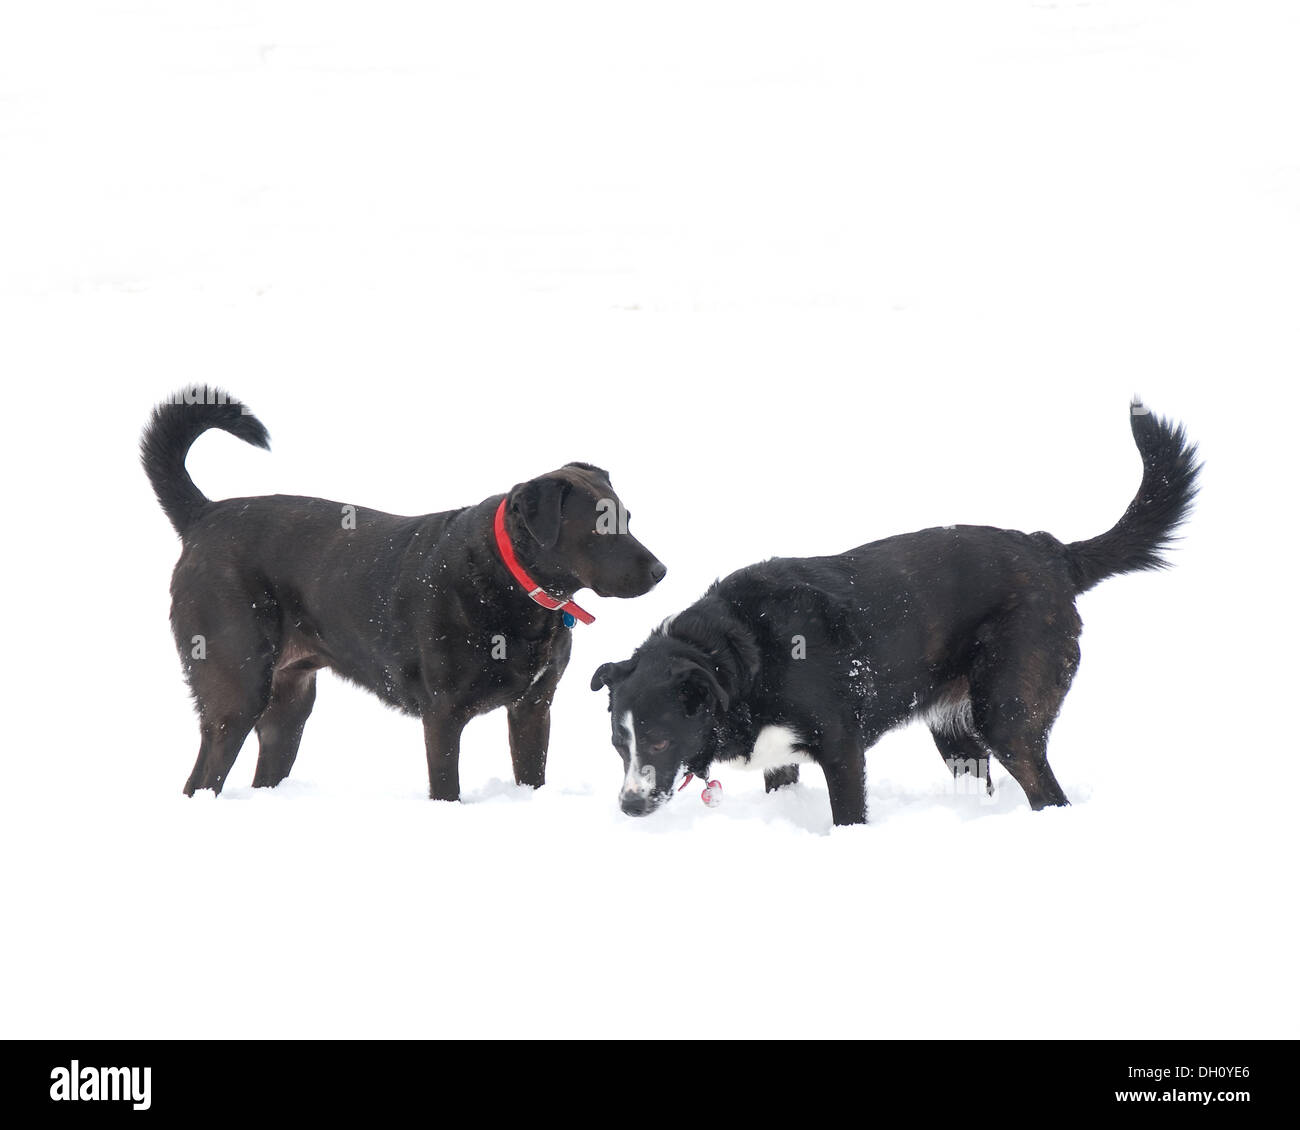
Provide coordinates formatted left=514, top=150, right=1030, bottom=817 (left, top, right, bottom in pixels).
left=620, top=793, right=651, bottom=816
left=649, top=560, right=667, bottom=584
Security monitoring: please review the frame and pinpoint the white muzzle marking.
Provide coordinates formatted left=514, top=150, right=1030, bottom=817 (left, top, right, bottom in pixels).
left=619, top=711, right=655, bottom=798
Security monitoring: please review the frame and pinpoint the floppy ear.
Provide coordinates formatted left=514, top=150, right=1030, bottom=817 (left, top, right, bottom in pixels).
left=591, top=658, right=638, bottom=692
left=513, top=477, right=568, bottom=548
left=668, top=657, right=730, bottom=714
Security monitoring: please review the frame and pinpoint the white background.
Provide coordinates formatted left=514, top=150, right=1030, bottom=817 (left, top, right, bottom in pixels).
left=1, top=1, right=1296, bottom=1038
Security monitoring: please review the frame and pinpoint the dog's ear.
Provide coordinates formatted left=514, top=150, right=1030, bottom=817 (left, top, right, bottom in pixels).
left=591, top=658, right=637, bottom=692
left=513, top=476, right=569, bottom=549
left=668, top=657, right=730, bottom=715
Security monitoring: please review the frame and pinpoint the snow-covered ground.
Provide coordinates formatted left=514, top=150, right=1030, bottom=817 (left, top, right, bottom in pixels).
left=2, top=1, right=1297, bottom=1038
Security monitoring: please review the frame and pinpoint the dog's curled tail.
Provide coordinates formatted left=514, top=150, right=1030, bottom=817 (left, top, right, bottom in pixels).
left=140, top=387, right=270, bottom=536
left=1063, top=399, right=1201, bottom=594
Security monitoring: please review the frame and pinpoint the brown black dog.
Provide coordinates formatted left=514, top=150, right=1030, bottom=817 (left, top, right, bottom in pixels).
left=143, top=387, right=665, bottom=800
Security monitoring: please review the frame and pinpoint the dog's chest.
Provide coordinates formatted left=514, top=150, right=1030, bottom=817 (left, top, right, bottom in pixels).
left=482, top=625, right=568, bottom=704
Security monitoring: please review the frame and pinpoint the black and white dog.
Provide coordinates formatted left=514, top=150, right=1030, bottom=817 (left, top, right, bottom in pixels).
left=592, top=402, right=1199, bottom=825
left=143, top=387, right=665, bottom=800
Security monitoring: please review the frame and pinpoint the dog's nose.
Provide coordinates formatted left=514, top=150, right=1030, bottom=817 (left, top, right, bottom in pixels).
left=649, top=560, right=667, bottom=584
left=620, top=793, right=651, bottom=816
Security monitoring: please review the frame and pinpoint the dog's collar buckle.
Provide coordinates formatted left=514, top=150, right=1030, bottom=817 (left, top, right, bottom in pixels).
left=494, top=500, right=595, bottom=626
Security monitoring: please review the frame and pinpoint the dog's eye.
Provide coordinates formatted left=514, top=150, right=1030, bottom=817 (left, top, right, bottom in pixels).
left=649, top=739, right=669, bottom=753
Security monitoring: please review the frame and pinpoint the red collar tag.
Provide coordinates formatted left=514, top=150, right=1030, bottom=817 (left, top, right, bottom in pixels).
left=678, top=772, right=723, bottom=807
left=493, top=499, right=594, bottom=626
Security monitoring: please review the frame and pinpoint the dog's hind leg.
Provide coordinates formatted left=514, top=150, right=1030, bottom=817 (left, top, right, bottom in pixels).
left=980, top=725, right=1067, bottom=810
left=969, top=606, right=1079, bottom=811
left=764, top=765, right=800, bottom=792
left=182, top=660, right=273, bottom=796
left=252, top=669, right=317, bottom=788
left=177, top=609, right=275, bottom=796
left=931, top=729, right=993, bottom=796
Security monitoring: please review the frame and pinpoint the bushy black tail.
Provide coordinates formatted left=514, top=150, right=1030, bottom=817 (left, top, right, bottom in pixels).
left=1063, top=399, right=1201, bottom=593
left=140, top=387, right=270, bottom=536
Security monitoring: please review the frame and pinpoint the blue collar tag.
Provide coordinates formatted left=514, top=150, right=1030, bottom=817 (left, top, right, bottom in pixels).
left=561, top=611, right=576, bottom=628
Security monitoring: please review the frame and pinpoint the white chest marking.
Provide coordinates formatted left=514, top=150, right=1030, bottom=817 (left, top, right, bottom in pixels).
left=741, top=725, right=812, bottom=771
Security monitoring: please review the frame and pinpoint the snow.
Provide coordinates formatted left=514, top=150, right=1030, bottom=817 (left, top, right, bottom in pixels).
left=1, top=1, right=1297, bottom=1038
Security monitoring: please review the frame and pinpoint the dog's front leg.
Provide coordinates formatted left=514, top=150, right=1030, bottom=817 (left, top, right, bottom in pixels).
left=423, top=709, right=466, bottom=802
left=820, top=745, right=868, bottom=826
left=506, top=698, right=551, bottom=790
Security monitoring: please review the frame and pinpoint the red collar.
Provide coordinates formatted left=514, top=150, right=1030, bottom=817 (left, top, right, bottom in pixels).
left=493, top=499, right=595, bottom=625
